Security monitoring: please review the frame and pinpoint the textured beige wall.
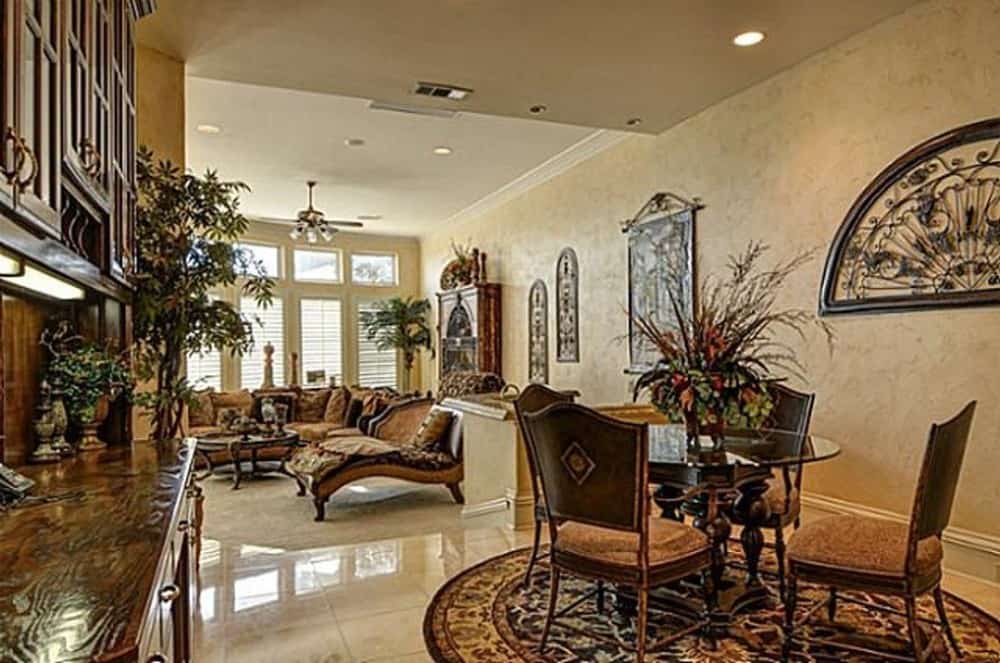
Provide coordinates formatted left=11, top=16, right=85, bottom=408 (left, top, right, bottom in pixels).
left=421, top=0, right=1000, bottom=536
left=134, top=47, right=185, bottom=441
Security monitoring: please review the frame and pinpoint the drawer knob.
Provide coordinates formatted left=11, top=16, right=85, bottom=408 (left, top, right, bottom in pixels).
left=146, top=653, right=167, bottom=663
left=159, top=584, right=180, bottom=603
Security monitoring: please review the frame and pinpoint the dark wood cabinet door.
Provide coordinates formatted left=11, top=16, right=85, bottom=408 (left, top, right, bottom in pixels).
left=107, top=0, right=133, bottom=281
left=0, top=0, right=16, bottom=209
left=12, top=0, right=60, bottom=229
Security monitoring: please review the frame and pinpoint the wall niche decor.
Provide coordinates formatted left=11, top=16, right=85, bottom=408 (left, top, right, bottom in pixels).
left=623, top=193, right=700, bottom=372
left=555, top=247, right=579, bottom=362
left=821, top=117, right=1000, bottom=315
left=528, top=279, right=548, bottom=384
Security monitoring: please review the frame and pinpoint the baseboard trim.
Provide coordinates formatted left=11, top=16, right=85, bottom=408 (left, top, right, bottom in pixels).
left=461, top=497, right=508, bottom=519
left=802, top=491, right=1000, bottom=583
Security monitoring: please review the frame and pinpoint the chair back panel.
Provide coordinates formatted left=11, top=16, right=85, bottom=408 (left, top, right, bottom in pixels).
left=767, top=384, right=815, bottom=437
left=912, top=401, right=976, bottom=542
left=513, top=384, right=576, bottom=482
left=523, top=402, right=647, bottom=533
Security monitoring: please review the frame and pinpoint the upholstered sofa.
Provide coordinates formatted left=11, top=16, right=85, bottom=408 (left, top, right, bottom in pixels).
left=288, top=398, right=465, bottom=521
left=187, top=385, right=402, bottom=466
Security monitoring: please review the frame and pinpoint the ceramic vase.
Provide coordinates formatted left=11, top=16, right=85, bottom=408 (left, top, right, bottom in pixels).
left=77, top=396, right=110, bottom=452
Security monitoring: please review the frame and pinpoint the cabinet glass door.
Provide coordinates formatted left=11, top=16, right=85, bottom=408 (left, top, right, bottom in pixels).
left=1, top=0, right=16, bottom=207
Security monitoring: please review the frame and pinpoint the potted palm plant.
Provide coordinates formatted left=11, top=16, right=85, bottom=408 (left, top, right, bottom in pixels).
left=633, top=242, right=832, bottom=450
left=359, top=297, right=434, bottom=392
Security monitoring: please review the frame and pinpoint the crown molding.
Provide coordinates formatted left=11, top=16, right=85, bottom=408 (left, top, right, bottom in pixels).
left=435, top=129, right=628, bottom=233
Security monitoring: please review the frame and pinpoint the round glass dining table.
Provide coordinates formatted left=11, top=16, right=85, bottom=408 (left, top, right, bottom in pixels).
left=642, top=425, right=841, bottom=628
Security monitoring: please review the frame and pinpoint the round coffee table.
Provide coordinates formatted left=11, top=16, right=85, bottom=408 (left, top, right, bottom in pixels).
left=194, top=430, right=302, bottom=490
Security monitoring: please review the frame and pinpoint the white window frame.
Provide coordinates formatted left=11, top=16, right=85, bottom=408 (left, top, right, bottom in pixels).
left=239, top=295, right=286, bottom=390
left=292, top=246, right=344, bottom=284
left=299, top=297, right=345, bottom=387
left=236, top=241, right=283, bottom=281
left=349, top=251, right=399, bottom=287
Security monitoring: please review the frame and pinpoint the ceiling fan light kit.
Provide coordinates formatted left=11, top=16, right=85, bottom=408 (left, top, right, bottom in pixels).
left=288, top=181, right=363, bottom=243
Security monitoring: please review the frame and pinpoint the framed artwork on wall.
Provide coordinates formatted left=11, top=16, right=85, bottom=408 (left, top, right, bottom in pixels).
left=555, top=247, right=579, bottom=363
left=623, top=193, right=701, bottom=373
left=528, top=279, right=548, bottom=384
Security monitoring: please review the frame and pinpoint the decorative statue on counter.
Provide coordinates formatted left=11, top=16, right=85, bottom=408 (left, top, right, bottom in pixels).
left=29, top=381, right=61, bottom=464
left=262, top=341, right=276, bottom=388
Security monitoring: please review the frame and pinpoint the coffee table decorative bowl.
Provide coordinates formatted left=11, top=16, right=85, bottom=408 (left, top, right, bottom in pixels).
left=194, top=428, right=302, bottom=489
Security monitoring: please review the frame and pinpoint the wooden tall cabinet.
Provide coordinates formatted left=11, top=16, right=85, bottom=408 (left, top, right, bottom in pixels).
left=437, top=283, right=502, bottom=379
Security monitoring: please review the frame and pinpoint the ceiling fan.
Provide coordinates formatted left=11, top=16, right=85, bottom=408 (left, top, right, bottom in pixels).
left=282, top=180, right=364, bottom=243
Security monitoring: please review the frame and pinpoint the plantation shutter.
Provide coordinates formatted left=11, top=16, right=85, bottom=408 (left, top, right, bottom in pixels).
left=186, top=349, right=222, bottom=391
left=300, top=299, right=344, bottom=386
left=240, top=296, right=285, bottom=389
left=357, top=302, right=399, bottom=389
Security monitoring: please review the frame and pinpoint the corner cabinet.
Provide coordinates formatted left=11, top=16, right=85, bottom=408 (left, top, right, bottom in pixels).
left=0, top=0, right=149, bottom=280
left=437, top=283, right=502, bottom=379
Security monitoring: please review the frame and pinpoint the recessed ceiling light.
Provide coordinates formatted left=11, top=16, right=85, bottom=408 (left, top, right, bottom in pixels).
left=529, top=105, right=548, bottom=114
left=357, top=214, right=382, bottom=221
left=344, top=137, right=366, bottom=147
left=196, top=124, right=222, bottom=135
left=433, top=146, right=453, bottom=156
left=733, top=31, right=765, bottom=47
left=626, top=117, right=642, bottom=127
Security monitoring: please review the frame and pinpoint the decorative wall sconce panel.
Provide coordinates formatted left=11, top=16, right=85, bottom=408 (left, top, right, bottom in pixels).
left=528, top=279, right=548, bottom=384
left=821, top=117, right=1000, bottom=315
left=555, top=247, right=579, bottom=363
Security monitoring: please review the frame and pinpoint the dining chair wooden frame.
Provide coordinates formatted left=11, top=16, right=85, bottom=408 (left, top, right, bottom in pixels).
left=782, top=400, right=976, bottom=663
left=512, top=383, right=576, bottom=587
left=523, top=402, right=716, bottom=662
left=729, top=383, right=816, bottom=600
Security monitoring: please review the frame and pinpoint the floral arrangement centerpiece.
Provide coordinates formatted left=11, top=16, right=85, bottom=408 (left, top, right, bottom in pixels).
left=41, top=321, right=134, bottom=451
left=439, top=241, right=478, bottom=290
left=633, top=242, right=832, bottom=450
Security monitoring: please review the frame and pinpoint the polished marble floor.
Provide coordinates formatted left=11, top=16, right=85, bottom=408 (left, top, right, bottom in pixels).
left=192, top=475, right=1000, bottom=663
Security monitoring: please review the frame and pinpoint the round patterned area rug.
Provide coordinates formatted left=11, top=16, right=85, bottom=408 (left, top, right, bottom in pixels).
left=423, top=547, right=1000, bottom=662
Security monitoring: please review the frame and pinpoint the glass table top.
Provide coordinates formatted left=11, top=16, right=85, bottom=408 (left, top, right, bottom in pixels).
left=648, top=425, right=841, bottom=469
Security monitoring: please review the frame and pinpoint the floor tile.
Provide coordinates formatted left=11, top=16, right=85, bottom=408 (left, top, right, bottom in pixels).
left=338, top=606, right=428, bottom=661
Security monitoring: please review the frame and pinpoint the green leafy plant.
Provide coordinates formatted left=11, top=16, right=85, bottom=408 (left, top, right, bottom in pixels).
left=633, top=242, right=833, bottom=434
left=359, top=297, right=434, bottom=392
left=41, top=322, right=133, bottom=423
left=132, top=147, right=275, bottom=441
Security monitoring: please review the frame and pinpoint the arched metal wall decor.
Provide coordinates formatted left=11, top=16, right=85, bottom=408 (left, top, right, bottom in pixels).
left=820, top=117, right=1000, bottom=315
left=555, top=247, right=579, bottom=363
left=528, top=279, right=549, bottom=384
left=623, top=192, right=700, bottom=372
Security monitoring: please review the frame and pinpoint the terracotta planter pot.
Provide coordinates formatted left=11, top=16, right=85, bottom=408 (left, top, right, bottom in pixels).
left=78, top=396, right=111, bottom=452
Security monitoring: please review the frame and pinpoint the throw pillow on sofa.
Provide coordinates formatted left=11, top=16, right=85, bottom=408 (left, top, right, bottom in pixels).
left=298, top=389, right=331, bottom=422
left=407, top=408, right=454, bottom=452
left=324, top=386, right=351, bottom=426
left=189, top=390, right=215, bottom=428
left=210, top=390, right=253, bottom=417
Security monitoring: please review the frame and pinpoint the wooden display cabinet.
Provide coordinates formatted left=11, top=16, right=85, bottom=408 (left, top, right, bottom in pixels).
left=437, top=283, right=502, bottom=379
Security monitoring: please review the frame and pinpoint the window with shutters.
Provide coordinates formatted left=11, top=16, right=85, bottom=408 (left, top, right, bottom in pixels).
left=300, top=299, right=344, bottom=387
left=357, top=302, right=399, bottom=389
left=186, top=349, right=222, bottom=391
left=241, top=296, right=284, bottom=389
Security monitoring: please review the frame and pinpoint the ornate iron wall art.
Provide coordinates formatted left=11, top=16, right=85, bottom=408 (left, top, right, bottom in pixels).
left=528, top=279, right=549, bottom=384
left=555, top=247, right=579, bottom=362
left=821, top=117, right=1000, bottom=315
left=623, top=193, right=701, bottom=372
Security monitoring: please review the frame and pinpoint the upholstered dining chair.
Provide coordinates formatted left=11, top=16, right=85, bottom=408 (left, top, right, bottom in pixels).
left=782, top=401, right=976, bottom=663
left=523, top=402, right=715, bottom=662
left=729, top=383, right=815, bottom=600
left=512, top=384, right=575, bottom=586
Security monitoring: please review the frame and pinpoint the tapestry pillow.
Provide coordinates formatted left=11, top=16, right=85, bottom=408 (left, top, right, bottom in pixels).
left=407, top=408, right=454, bottom=452
left=324, top=386, right=351, bottom=426
left=189, top=390, right=215, bottom=428
left=297, top=389, right=331, bottom=423
left=209, top=390, right=253, bottom=417
left=214, top=407, right=245, bottom=430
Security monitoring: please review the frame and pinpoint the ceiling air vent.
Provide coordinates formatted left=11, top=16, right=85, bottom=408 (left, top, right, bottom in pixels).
left=368, top=101, right=457, bottom=119
left=413, top=81, right=473, bottom=101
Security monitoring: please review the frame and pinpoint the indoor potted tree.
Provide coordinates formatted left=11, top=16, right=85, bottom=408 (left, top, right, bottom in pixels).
left=359, top=296, right=434, bottom=392
left=41, top=322, right=134, bottom=451
left=131, top=147, right=275, bottom=442
left=633, top=242, right=832, bottom=449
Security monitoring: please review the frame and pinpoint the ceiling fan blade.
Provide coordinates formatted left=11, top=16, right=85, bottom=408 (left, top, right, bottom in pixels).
left=325, top=220, right=365, bottom=228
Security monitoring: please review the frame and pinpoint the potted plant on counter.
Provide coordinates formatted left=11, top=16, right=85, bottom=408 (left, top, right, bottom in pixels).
left=41, top=322, right=134, bottom=451
left=633, top=242, right=832, bottom=450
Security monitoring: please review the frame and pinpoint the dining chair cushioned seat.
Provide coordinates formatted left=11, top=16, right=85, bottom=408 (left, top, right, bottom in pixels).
left=555, top=517, right=709, bottom=568
left=786, top=514, right=943, bottom=577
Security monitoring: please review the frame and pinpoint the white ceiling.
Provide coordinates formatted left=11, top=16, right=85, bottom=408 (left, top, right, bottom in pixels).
left=185, top=77, right=598, bottom=237
left=139, top=0, right=919, bottom=134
